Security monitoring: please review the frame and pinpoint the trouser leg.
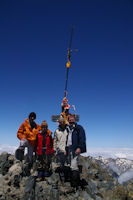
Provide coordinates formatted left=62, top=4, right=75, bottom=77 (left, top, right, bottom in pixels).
left=19, top=139, right=34, bottom=164
left=57, top=152, right=66, bottom=168
left=71, top=170, right=80, bottom=189
left=45, top=154, right=51, bottom=171
left=37, top=156, right=44, bottom=177
left=43, top=154, right=51, bottom=177
left=70, top=153, right=80, bottom=189
left=27, top=143, right=34, bottom=164
left=15, top=139, right=28, bottom=161
left=66, top=147, right=71, bottom=166
left=71, top=155, right=79, bottom=171
left=56, top=152, right=66, bottom=182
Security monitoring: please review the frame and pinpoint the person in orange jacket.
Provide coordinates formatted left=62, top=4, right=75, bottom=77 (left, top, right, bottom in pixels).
left=16, top=112, right=41, bottom=164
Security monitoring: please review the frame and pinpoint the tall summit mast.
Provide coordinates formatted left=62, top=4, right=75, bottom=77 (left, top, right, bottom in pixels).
left=52, top=25, right=79, bottom=123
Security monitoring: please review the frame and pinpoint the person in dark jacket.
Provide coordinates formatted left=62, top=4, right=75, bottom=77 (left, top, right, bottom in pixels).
left=36, top=120, right=53, bottom=181
left=66, top=115, right=86, bottom=189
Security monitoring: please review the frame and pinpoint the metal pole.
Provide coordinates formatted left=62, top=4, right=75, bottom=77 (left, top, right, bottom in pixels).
left=64, top=24, right=74, bottom=97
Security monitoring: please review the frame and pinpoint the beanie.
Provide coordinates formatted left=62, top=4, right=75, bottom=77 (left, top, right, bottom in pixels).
left=29, top=112, right=36, bottom=120
left=41, top=120, right=48, bottom=128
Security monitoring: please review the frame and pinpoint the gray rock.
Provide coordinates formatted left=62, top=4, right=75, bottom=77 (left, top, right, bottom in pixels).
left=46, top=172, right=60, bottom=185
left=0, top=152, right=10, bottom=175
left=8, top=163, right=22, bottom=176
left=35, top=183, right=44, bottom=200
left=80, top=190, right=94, bottom=200
left=49, top=184, right=60, bottom=200
left=86, top=180, right=99, bottom=195
left=24, top=176, right=36, bottom=193
left=0, top=174, right=5, bottom=200
left=35, top=182, right=51, bottom=200
left=95, top=195, right=103, bottom=200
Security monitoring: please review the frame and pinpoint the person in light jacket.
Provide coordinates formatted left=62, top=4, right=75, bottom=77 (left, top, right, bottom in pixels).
left=54, top=117, right=68, bottom=179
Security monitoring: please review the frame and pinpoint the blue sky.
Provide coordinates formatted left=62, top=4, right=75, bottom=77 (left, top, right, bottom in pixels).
left=0, top=0, right=133, bottom=148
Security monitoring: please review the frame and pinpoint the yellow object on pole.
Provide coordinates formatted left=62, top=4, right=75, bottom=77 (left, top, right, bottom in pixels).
left=66, top=60, right=71, bottom=68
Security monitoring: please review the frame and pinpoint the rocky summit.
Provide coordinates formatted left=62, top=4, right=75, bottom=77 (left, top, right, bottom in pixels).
left=0, top=152, right=133, bottom=200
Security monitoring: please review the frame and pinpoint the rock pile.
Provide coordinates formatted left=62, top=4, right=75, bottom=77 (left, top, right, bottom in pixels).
left=0, top=152, right=133, bottom=200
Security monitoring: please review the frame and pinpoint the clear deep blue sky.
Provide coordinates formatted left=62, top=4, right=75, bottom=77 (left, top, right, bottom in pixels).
left=0, top=0, right=133, bottom=148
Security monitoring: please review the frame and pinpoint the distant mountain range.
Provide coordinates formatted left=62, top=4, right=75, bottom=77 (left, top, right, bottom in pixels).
left=94, top=156, right=133, bottom=184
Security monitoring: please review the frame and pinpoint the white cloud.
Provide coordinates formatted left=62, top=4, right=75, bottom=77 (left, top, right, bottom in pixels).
left=1, top=144, right=133, bottom=161
left=84, top=147, right=133, bottom=160
left=0, top=144, right=17, bottom=154
left=115, top=153, right=126, bottom=158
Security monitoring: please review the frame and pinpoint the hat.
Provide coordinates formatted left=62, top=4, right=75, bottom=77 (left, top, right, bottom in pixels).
left=41, top=120, right=48, bottom=128
left=29, top=112, right=36, bottom=120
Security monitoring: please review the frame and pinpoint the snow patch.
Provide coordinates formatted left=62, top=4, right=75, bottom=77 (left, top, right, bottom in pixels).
left=118, top=169, right=133, bottom=184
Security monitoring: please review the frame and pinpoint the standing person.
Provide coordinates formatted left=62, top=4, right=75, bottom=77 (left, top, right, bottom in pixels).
left=53, top=117, right=68, bottom=180
left=36, top=120, right=54, bottom=181
left=16, top=112, right=41, bottom=164
left=66, top=115, right=86, bottom=189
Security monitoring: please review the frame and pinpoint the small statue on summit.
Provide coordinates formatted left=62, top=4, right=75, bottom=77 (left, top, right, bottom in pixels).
left=60, top=96, right=71, bottom=125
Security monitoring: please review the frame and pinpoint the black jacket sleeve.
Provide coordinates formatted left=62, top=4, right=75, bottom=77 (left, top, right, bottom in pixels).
left=76, top=125, right=86, bottom=153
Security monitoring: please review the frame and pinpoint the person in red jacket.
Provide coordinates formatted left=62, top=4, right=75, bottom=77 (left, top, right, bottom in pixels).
left=36, top=120, right=53, bottom=181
